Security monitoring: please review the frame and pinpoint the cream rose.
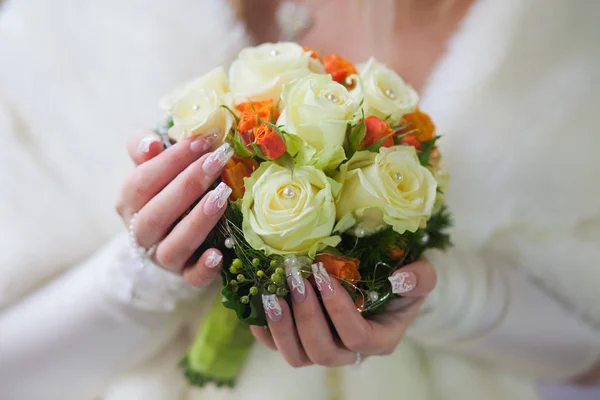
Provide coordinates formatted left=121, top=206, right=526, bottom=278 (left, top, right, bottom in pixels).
left=241, top=162, right=341, bottom=256
left=335, top=146, right=437, bottom=235
left=229, top=42, right=324, bottom=103
left=277, top=73, right=359, bottom=170
left=353, top=58, right=419, bottom=122
left=161, top=67, right=233, bottom=144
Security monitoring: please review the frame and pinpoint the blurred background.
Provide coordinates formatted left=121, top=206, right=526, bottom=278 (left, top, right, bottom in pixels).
left=1, top=0, right=599, bottom=399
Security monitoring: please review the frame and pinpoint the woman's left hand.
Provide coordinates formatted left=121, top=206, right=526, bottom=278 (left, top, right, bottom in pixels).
left=250, top=260, right=437, bottom=367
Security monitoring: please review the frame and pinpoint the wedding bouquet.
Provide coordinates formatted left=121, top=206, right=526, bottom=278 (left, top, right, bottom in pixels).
left=155, top=42, right=451, bottom=387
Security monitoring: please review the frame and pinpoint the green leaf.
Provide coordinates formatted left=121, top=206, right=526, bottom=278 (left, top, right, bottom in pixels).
left=221, top=284, right=266, bottom=326
left=418, top=136, right=440, bottom=166
left=228, top=131, right=253, bottom=158
left=220, top=105, right=240, bottom=125
left=347, top=114, right=366, bottom=155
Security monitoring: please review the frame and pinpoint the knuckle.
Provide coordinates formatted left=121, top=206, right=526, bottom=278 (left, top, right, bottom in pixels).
left=310, top=350, right=337, bottom=367
left=154, top=247, right=178, bottom=269
left=345, top=330, right=371, bottom=353
left=287, top=358, right=307, bottom=369
left=293, top=308, right=316, bottom=326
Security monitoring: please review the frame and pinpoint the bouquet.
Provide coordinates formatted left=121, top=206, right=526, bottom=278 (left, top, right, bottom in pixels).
left=155, top=42, right=451, bottom=387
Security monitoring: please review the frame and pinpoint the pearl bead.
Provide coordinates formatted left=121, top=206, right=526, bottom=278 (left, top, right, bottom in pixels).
left=421, top=234, right=430, bottom=244
left=368, top=291, right=380, bottom=302
left=325, top=93, right=338, bottom=103
left=271, top=49, right=279, bottom=56
left=192, top=104, right=199, bottom=111
left=282, top=186, right=295, bottom=199
left=224, top=237, right=234, bottom=249
left=394, top=172, right=403, bottom=182
left=355, top=227, right=366, bottom=238
left=385, top=88, right=396, bottom=99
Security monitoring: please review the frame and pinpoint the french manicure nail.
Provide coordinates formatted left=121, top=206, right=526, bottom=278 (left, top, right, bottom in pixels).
left=262, top=294, right=283, bottom=322
left=286, top=265, right=306, bottom=303
left=311, top=262, right=334, bottom=298
left=205, top=250, right=222, bottom=268
left=190, top=135, right=216, bottom=155
left=137, top=136, right=161, bottom=153
left=203, top=182, right=232, bottom=216
left=202, top=143, right=234, bottom=175
left=389, top=271, right=417, bottom=294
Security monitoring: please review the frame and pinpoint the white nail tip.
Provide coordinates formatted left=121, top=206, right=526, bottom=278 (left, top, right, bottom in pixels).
left=286, top=265, right=305, bottom=295
left=389, top=272, right=414, bottom=294
left=311, top=262, right=332, bottom=292
left=262, top=294, right=282, bottom=318
left=205, top=250, right=222, bottom=268
left=137, top=137, right=161, bottom=153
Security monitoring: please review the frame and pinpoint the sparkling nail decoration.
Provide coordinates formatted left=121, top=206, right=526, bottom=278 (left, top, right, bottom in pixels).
left=262, top=294, right=282, bottom=321
left=388, top=272, right=415, bottom=294
left=137, top=137, right=161, bottom=153
left=205, top=250, right=222, bottom=268
left=311, top=262, right=333, bottom=293
left=202, top=142, right=234, bottom=175
left=285, top=265, right=305, bottom=296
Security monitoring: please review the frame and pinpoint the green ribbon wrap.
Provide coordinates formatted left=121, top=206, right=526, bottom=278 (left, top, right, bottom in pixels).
left=180, top=294, right=255, bottom=387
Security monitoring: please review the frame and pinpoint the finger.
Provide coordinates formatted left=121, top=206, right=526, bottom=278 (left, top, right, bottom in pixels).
left=181, top=248, right=223, bottom=288
left=317, top=276, right=374, bottom=354
left=154, top=183, right=231, bottom=272
left=262, top=294, right=312, bottom=368
left=250, top=326, right=277, bottom=351
left=388, top=260, right=437, bottom=297
left=291, top=278, right=355, bottom=366
left=127, top=131, right=164, bottom=165
left=134, top=145, right=232, bottom=248
left=116, top=135, right=219, bottom=222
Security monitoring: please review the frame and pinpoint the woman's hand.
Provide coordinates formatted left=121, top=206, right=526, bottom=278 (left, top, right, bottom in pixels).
left=116, top=131, right=233, bottom=287
left=251, top=260, right=437, bottom=367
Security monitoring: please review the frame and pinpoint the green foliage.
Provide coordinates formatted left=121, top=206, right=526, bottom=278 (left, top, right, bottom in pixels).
left=418, top=136, right=440, bottom=166
left=346, top=109, right=366, bottom=155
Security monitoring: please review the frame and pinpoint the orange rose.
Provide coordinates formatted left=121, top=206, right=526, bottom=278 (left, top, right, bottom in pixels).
left=236, top=100, right=279, bottom=124
left=388, top=244, right=406, bottom=260
left=254, top=123, right=287, bottom=160
left=237, top=112, right=259, bottom=133
left=322, top=54, right=357, bottom=85
left=398, top=134, right=422, bottom=151
left=360, top=116, right=394, bottom=149
left=221, top=156, right=259, bottom=201
left=396, top=108, right=436, bottom=142
left=316, top=254, right=361, bottom=284
left=303, top=46, right=320, bottom=60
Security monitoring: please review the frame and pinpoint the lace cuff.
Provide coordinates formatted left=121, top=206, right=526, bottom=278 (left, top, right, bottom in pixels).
left=100, top=233, right=201, bottom=312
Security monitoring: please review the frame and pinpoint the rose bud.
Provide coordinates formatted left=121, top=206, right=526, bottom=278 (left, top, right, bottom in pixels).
left=360, top=116, right=394, bottom=149
left=322, top=54, right=358, bottom=86
left=236, top=100, right=279, bottom=124
left=315, top=254, right=361, bottom=284
left=399, top=134, right=422, bottom=151
left=396, top=108, right=436, bottom=142
left=255, top=123, right=287, bottom=160
left=221, top=156, right=259, bottom=200
left=303, top=46, right=321, bottom=60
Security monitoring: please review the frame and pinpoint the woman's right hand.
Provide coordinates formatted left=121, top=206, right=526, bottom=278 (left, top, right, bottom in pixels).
left=116, top=131, right=234, bottom=288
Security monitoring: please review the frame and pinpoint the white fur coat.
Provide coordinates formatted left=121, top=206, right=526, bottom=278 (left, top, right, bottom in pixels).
left=0, top=0, right=599, bottom=399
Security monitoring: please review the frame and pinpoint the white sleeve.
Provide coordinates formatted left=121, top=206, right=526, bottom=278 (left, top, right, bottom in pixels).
left=407, top=246, right=600, bottom=381
left=0, top=234, right=201, bottom=400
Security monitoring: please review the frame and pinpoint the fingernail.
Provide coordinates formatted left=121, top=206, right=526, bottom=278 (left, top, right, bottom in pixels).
left=205, top=249, right=222, bottom=268
left=202, top=143, right=233, bottom=175
left=312, top=262, right=334, bottom=298
left=262, top=294, right=283, bottom=322
left=137, top=136, right=161, bottom=153
left=203, top=182, right=232, bottom=216
left=286, top=265, right=306, bottom=303
left=190, top=135, right=216, bottom=155
left=389, top=271, right=417, bottom=294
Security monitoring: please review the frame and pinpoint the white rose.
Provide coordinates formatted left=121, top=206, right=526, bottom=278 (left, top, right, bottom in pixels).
left=229, top=42, right=324, bottom=103
left=241, top=162, right=341, bottom=256
left=335, top=146, right=437, bottom=235
left=161, top=67, right=233, bottom=144
left=353, top=58, right=419, bottom=122
left=277, top=73, right=359, bottom=170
